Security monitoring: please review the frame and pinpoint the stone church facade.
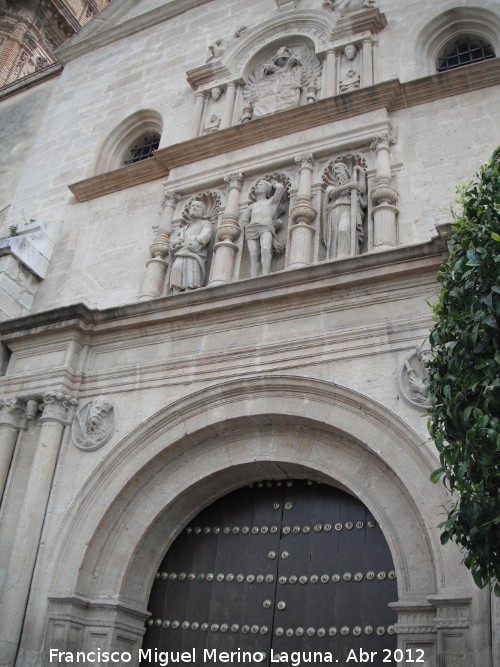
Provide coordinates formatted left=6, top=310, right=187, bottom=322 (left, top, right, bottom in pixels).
left=0, top=0, right=499, bottom=665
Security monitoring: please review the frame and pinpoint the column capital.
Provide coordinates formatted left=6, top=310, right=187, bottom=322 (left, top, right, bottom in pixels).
left=163, top=190, right=181, bottom=209
left=40, top=391, right=78, bottom=425
left=295, top=153, right=314, bottom=170
left=224, top=172, right=244, bottom=189
left=371, top=128, right=397, bottom=151
left=0, top=398, right=26, bottom=430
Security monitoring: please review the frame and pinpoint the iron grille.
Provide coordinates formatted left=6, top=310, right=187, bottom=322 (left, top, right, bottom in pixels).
left=437, top=38, right=495, bottom=72
left=124, top=133, right=160, bottom=165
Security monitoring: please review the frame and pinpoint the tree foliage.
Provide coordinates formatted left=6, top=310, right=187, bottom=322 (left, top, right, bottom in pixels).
left=427, top=147, right=500, bottom=596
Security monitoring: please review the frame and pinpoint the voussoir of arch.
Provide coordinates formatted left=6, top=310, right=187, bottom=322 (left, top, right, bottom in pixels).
left=400, top=1, right=500, bottom=80
left=47, top=375, right=464, bottom=612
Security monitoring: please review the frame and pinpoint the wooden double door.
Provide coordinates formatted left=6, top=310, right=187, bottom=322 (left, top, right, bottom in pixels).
left=143, top=480, right=397, bottom=665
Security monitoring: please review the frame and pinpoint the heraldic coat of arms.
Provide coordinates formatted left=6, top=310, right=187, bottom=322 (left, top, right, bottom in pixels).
left=243, top=45, right=322, bottom=118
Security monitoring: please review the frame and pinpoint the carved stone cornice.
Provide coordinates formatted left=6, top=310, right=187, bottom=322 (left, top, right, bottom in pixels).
left=40, top=391, right=78, bottom=425
left=0, top=398, right=26, bottom=430
left=331, top=8, right=387, bottom=41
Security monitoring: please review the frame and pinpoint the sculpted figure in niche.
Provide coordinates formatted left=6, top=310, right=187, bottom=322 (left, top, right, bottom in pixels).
left=323, top=162, right=367, bottom=259
left=242, top=179, right=286, bottom=278
left=72, top=395, right=114, bottom=450
left=339, top=44, right=360, bottom=93
left=169, top=200, right=212, bottom=293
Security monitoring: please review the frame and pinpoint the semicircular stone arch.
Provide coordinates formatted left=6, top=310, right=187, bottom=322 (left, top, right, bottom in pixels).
left=45, top=377, right=467, bottom=617
left=220, top=10, right=334, bottom=78
left=94, top=108, right=163, bottom=175
left=400, top=1, right=500, bottom=80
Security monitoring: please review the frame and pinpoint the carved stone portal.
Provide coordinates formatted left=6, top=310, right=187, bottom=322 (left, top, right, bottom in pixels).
left=72, top=396, right=114, bottom=451
left=242, top=45, right=322, bottom=119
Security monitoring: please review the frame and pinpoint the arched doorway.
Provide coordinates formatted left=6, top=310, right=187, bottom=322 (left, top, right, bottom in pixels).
left=142, top=479, right=397, bottom=666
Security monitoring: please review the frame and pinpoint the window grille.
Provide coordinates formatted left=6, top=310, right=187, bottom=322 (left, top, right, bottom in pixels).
left=123, top=132, right=160, bottom=165
left=437, top=38, right=495, bottom=72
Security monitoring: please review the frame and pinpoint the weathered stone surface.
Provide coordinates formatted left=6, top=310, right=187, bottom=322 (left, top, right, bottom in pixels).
left=0, top=1, right=499, bottom=665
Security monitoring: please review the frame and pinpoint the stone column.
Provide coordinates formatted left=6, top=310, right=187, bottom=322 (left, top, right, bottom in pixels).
left=0, top=398, right=26, bottom=503
left=287, top=154, right=317, bottom=270
left=361, top=37, right=374, bottom=87
left=209, top=173, right=243, bottom=286
left=0, top=391, right=78, bottom=667
left=192, top=90, right=206, bottom=137
left=371, top=130, right=399, bottom=251
left=220, top=82, right=237, bottom=130
left=324, top=49, right=336, bottom=97
left=138, top=191, right=180, bottom=300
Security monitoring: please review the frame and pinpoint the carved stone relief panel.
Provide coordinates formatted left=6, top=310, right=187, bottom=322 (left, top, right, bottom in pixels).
left=71, top=396, right=115, bottom=451
left=320, top=154, right=368, bottom=261
left=399, top=343, right=432, bottom=410
left=167, top=192, right=222, bottom=294
left=241, top=41, right=322, bottom=122
left=339, top=43, right=361, bottom=93
left=239, top=173, right=292, bottom=279
left=323, top=0, right=378, bottom=15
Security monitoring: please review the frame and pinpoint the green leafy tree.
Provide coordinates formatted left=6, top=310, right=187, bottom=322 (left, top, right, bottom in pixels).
left=427, top=147, right=500, bottom=596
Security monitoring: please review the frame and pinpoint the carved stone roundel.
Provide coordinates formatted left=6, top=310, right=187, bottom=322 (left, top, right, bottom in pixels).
left=71, top=395, right=115, bottom=451
left=398, top=348, right=432, bottom=410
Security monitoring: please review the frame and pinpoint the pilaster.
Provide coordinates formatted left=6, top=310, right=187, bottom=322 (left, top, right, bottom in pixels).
left=0, top=391, right=78, bottom=667
left=209, top=173, right=243, bottom=286
left=288, top=153, right=317, bottom=270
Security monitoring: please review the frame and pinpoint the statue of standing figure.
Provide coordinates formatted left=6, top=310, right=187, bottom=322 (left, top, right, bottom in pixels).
left=241, top=179, right=286, bottom=277
left=323, top=162, right=367, bottom=259
left=169, top=200, right=212, bottom=293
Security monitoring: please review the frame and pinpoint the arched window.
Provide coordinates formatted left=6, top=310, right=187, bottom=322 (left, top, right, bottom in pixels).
left=94, top=110, right=163, bottom=174
left=123, top=131, right=160, bottom=165
left=437, top=36, right=495, bottom=72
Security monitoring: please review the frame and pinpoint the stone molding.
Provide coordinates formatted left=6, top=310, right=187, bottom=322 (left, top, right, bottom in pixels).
left=55, top=0, right=215, bottom=64
left=48, top=595, right=149, bottom=635
left=0, top=63, right=62, bottom=101
left=69, top=59, right=500, bottom=202
left=0, top=235, right=447, bottom=342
